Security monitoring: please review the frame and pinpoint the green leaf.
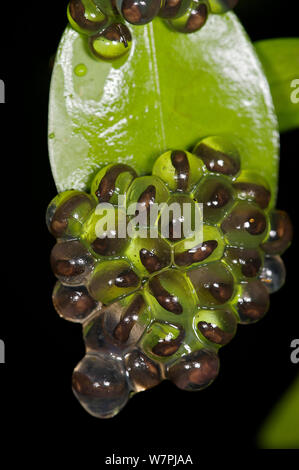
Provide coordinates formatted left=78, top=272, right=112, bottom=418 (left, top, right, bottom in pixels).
left=49, top=13, right=279, bottom=205
left=255, top=38, right=299, bottom=133
left=258, top=375, right=299, bottom=449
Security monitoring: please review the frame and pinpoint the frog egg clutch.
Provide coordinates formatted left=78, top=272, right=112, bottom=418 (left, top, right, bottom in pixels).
left=47, top=136, right=292, bottom=419
left=67, top=0, right=239, bottom=60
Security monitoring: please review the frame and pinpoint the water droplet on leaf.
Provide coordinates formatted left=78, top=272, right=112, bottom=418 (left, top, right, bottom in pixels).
left=74, top=63, right=87, bottom=76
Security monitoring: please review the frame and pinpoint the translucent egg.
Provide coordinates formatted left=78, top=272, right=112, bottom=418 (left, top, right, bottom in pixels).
left=125, top=349, right=161, bottom=391
left=81, top=207, right=129, bottom=258
left=236, top=280, right=269, bottom=324
left=116, top=0, right=161, bottom=25
left=88, top=259, right=141, bottom=304
left=168, top=2, right=208, bottom=34
left=224, top=246, right=263, bottom=279
left=145, top=270, right=197, bottom=319
left=158, top=194, right=202, bottom=243
left=259, top=255, right=286, bottom=294
left=141, top=321, right=185, bottom=359
left=159, top=0, right=192, bottom=19
left=125, top=233, right=171, bottom=277
left=67, top=0, right=107, bottom=35
left=194, top=308, right=237, bottom=346
left=187, top=261, right=234, bottom=306
left=126, top=175, right=169, bottom=232
left=46, top=191, right=95, bottom=239
left=193, top=135, right=240, bottom=176
left=53, top=282, right=98, bottom=322
left=233, top=170, right=271, bottom=209
left=194, top=175, right=235, bottom=224
left=221, top=201, right=268, bottom=249
left=50, top=240, right=94, bottom=285
left=152, top=149, right=204, bottom=193
left=208, top=0, right=239, bottom=14
left=89, top=24, right=132, bottom=61
left=84, top=293, right=148, bottom=353
left=167, top=348, right=220, bottom=391
left=91, top=163, right=137, bottom=205
left=261, top=210, right=293, bottom=255
left=72, top=354, right=129, bottom=418
left=174, top=225, right=224, bottom=268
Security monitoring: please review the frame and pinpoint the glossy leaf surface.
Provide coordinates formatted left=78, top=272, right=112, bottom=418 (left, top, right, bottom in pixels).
left=49, top=13, right=279, bottom=204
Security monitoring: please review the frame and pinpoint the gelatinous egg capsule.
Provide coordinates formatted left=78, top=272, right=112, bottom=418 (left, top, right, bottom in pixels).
left=126, top=175, right=169, bottom=231
left=125, top=232, right=171, bottom=277
left=175, top=240, right=219, bottom=267
left=116, top=0, right=161, bottom=25
left=88, top=259, right=141, bottom=304
left=187, top=261, right=235, bottom=306
left=194, top=308, right=237, bottom=346
left=233, top=171, right=271, bottom=210
left=174, top=225, right=223, bottom=268
left=141, top=321, right=185, bottom=361
left=46, top=190, right=96, bottom=239
left=53, top=282, right=98, bottom=322
left=158, top=194, right=202, bottom=243
left=50, top=240, right=94, bottom=285
left=93, top=0, right=119, bottom=16
left=194, top=175, right=235, bottom=225
left=193, top=136, right=240, bottom=177
left=125, top=349, right=162, bottom=392
left=72, top=354, right=130, bottom=418
left=208, top=0, right=239, bottom=14
left=224, top=246, right=263, bottom=279
left=84, top=293, right=148, bottom=353
left=67, top=0, right=107, bottom=35
left=145, top=270, right=196, bottom=318
left=152, top=150, right=204, bottom=193
left=261, top=210, right=293, bottom=255
left=259, top=255, right=286, bottom=294
left=167, top=1, right=208, bottom=34
left=89, top=24, right=133, bottom=61
left=91, top=163, right=137, bottom=205
left=167, top=348, right=220, bottom=391
left=221, top=201, right=268, bottom=249
left=159, top=0, right=192, bottom=20
left=81, top=206, right=129, bottom=258
left=235, top=280, right=270, bottom=324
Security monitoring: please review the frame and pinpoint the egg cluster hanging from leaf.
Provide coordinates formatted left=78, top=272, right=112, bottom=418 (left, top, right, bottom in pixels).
left=47, top=135, right=292, bottom=418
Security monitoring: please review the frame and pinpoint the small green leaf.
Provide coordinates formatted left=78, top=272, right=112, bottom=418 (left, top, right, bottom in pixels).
left=49, top=13, right=279, bottom=205
left=255, top=38, right=299, bottom=133
left=258, top=375, right=299, bottom=449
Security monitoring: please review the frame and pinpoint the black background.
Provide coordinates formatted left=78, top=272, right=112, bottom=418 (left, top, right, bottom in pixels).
left=0, top=0, right=298, bottom=462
